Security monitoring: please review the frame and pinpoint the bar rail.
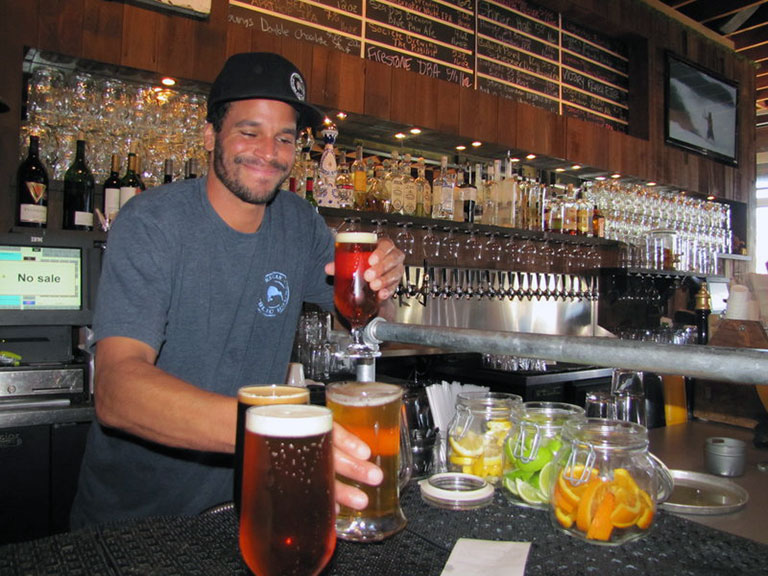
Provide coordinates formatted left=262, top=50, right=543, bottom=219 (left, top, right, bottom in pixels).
left=365, top=319, right=768, bottom=385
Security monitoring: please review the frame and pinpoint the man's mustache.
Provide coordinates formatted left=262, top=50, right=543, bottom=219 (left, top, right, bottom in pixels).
left=234, top=156, right=289, bottom=172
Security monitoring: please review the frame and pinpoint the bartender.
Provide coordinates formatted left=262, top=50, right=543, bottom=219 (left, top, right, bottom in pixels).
left=71, top=52, right=405, bottom=528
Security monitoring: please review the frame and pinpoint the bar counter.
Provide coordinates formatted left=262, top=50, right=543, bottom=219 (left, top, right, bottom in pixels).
left=2, top=445, right=767, bottom=576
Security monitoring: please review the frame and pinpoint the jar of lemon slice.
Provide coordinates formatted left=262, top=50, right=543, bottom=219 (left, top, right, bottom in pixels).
left=447, top=392, right=522, bottom=485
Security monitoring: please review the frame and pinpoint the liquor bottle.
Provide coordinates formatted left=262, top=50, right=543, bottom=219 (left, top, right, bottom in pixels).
left=63, top=137, right=95, bottom=230
left=368, top=163, right=385, bottom=212
left=185, top=158, right=198, bottom=180
left=335, top=150, right=354, bottom=209
left=695, top=282, right=711, bottom=345
left=16, top=134, right=49, bottom=228
left=592, top=202, right=606, bottom=238
left=163, top=159, right=174, bottom=184
left=461, top=165, right=476, bottom=223
left=474, top=163, right=485, bottom=224
left=500, top=158, right=517, bottom=227
left=483, top=162, right=500, bottom=226
left=414, top=158, right=431, bottom=217
left=119, top=152, right=142, bottom=208
left=401, top=154, right=417, bottom=216
left=562, top=184, right=578, bottom=235
left=351, top=145, right=367, bottom=211
left=576, top=188, right=593, bottom=236
left=103, top=154, right=122, bottom=223
left=389, top=150, right=404, bottom=214
left=304, top=151, right=317, bottom=207
left=432, top=156, right=454, bottom=220
left=452, top=170, right=465, bottom=222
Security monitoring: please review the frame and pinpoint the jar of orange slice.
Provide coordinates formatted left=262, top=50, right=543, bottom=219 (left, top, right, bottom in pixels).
left=550, top=418, right=674, bottom=545
left=447, top=392, right=522, bottom=485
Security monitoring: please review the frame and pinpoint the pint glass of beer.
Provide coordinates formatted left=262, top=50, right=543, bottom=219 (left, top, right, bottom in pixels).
left=334, top=231, right=379, bottom=357
left=239, top=404, right=336, bottom=576
left=234, top=385, right=310, bottom=515
left=326, top=381, right=407, bottom=541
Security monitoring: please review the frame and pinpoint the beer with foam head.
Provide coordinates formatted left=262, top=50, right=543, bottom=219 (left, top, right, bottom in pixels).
left=239, top=404, right=336, bottom=576
left=325, top=381, right=407, bottom=541
left=333, top=232, right=378, bottom=328
left=234, top=385, right=310, bottom=514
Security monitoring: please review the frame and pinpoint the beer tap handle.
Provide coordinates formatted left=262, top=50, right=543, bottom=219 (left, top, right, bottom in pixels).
left=453, top=268, right=463, bottom=299
left=440, top=267, right=450, bottom=299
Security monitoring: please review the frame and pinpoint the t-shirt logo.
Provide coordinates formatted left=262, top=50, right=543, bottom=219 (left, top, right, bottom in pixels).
left=257, top=271, right=290, bottom=317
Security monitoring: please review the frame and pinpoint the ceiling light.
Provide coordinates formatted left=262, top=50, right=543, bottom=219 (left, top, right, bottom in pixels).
left=161, top=77, right=176, bottom=87
left=706, top=194, right=716, bottom=201
left=456, top=145, right=466, bottom=151
left=394, top=132, right=406, bottom=139
left=336, top=111, right=347, bottom=120
left=595, top=176, right=606, bottom=181
left=571, top=164, right=581, bottom=170
left=471, top=141, right=482, bottom=147
left=526, top=153, right=536, bottom=160
left=610, top=173, right=621, bottom=179
left=510, top=157, right=520, bottom=162
left=555, top=168, right=565, bottom=172
left=646, top=181, right=656, bottom=186
left=409, top=127, right=421, bottom=135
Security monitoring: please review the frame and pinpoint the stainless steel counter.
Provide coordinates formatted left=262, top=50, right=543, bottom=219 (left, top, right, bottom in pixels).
left=649, top=420, right=768, bottom=545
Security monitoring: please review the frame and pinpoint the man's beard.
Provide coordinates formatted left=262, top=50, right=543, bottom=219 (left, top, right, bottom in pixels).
left=212, top=139, right=290, bottom=205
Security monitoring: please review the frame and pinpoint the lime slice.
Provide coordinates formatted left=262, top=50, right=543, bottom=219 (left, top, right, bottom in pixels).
left=449, top=432, right=483, bottom=457
left=503, top=473, right=520, bottom=496
left=516, top=478, right=547, bottom=505
left=537, top=461, right=556, bottom=502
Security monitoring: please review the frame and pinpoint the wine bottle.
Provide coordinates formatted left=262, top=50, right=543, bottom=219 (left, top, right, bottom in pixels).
left=185, top=158, right=198, bottom=180
left=16, top=135, right=49, bottom=228
left=63, top=137, right=95, bottom=231
left=163, top=159, right=174, bottom=184
left=119, top=152, right=142, bottom=208
left=103, top=154, right=121, bottom=223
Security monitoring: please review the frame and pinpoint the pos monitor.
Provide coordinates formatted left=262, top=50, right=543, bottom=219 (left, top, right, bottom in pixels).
left=0, top=230, right=102, bottom=328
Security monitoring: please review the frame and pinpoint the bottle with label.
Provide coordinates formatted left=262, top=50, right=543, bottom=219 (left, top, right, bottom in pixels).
left=592, top=202, right=606, bottom=238
left=389, top=150, right=404, bottom=214
left=63, top=137, right=95, bottom=230
left=483, top=162, right=500, bottom=226
left=562, top=184, right=578, bottom=235
left=335, top=149, right=354, bottom=209
left=414, top=157, right=431, bottom=218
left=119, top=152, right=142, bottom=208
left=474, top=163, right=485, bottom=224
left=16, top=134, right=49, bottom=228
left=695, top=282, right=711, bottom=345
left=500, top=158, right=517, bottom=227
left=315, top=123, right=341, bottom=207
left=461, top=166, right=477, bottom=223
left=163, top=159, right=174, bottom=184
left=432, top=156, right=454, bottom=220
left=351, top=145, right=367, bottom=211
left=401, top=154, right=417, bottom=216
left=576, top=188, right=593, bottom=236
left=185, top=158, right=198, bottom=180
left=103, top=154, right=122, bottom=223
left=453, top=170, right=465, bottom=222
left=304, top=151, right=317, bottom=207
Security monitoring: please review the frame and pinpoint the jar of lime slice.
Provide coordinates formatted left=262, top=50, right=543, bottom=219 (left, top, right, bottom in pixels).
left=447, top=392, right=522, bottom=485
left=502, top=401, right=585, bottom=508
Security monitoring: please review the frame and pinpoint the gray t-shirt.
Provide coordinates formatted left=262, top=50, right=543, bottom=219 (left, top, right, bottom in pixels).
left=71, top=178, right=334, bottom=528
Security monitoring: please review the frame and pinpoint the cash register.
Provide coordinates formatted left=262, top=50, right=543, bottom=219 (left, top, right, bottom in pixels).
left=0, top=229, right=103, bottom=543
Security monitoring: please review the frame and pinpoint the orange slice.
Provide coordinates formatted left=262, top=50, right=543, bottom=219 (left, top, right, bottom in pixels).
left=635, top=489, right=655, bottom=530
left=576, top=478, right=606, bottom=533
left=612, top=468, right=641, bottom=494
left=553, top=482, right=577, bottom=515
left=609, top=486, right=642, bottom=528
left=554, top=506, right=575, bottom=529
left=586, top=490, right=616, bottom=541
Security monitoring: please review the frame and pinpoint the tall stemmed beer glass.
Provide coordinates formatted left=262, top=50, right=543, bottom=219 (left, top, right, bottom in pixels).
left=334, top=232, right=380, bottom=357
left=239, top=404, right=336, bottom=576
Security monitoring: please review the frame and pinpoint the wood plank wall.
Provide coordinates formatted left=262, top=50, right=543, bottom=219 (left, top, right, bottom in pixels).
left=0, top=0, right=756, bottom=230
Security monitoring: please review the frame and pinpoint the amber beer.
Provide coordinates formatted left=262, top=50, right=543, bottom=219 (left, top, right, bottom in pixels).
left=333, top=232, right=378, bottom=328
left=325, top=381, right=406, bottom=542
left=240, top=404, right=336, bottom=576
left=234, top=385, right=310, bottom=515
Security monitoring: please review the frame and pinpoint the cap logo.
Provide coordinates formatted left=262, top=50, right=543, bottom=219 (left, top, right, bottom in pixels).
left=289, top=72, right=306, bottom=102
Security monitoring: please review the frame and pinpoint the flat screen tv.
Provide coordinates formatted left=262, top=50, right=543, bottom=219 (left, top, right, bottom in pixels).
left=0, top=230, right=102, bottom=327
left=665, top=52, right=738, bottom=166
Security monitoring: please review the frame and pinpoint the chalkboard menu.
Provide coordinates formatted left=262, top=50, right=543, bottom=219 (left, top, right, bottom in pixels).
left=228, top=0, right=631, bottom=132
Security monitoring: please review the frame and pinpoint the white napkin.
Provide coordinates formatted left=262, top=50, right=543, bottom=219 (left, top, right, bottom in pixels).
left=440, top=538, right=531, bottom=576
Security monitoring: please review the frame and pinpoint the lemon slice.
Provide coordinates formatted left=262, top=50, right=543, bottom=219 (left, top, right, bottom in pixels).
left=449, top=432, right=484, bottom=457
left=537, top=462, right=556, bottom=501
left=516, top=478, right=547, bottom=505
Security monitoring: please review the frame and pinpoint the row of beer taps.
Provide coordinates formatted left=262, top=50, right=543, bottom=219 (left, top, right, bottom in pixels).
left=395, top=263, right=599, bottom=304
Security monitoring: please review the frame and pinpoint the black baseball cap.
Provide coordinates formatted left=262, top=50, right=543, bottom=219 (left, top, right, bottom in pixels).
left=207, top=52, right=324, bottom=130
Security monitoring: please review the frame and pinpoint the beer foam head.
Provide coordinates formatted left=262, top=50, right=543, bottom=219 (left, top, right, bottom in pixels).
left=326, top=381, right=403, bottom=407
left=246, top=404, right=332, bottom=437
left=238, top=385, right=309, bottom=403
left=335, top=232, right=377, bottom=244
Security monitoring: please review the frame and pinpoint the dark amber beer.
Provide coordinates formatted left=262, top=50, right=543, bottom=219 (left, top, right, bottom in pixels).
left=325, top=381, right=407, bottom=542
left=334, top=232, right=378, bottom=328
left=240, top=404, right=336, bottom=576
left=234, top=385, right=309, bottom=515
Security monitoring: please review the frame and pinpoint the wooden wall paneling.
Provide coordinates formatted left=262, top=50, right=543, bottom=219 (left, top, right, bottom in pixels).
left=156, top=10, right=198, bottom=81
left=82, top=0, right=124, bottom=67
left=363, top=59, right=392, bottom=122
left=608, top=130, right=647, bottom=179
left=519, top=102, right=564, bottom=160
left=281, top=40, right=315, bottom=100
left=37, top=0, right=85, bottom=57
left=496, top=97, right=519, bottom=151
left=193, top=0, right=229, bottom=83
left=120, top=4, right=160, bottom=72
left=459, top=88, right=498, bottom=145
left=564, top=115, right=607, bottom=169
left=226, top=3, right=256, bottom=57
left=434, top=79, right=460, bottom=138
left=308, top=47, right=364, bottom=115
left=390, top=68, right=438, bottom=131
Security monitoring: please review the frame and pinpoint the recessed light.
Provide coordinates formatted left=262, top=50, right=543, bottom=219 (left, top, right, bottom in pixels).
left=471, top=141, right=482, bottom=147
left=336, top=112, right=347, bottom=120
left=525, top=153, right=536, bottom=160
left=510, top=157, right=520, bottom=162
left=161, top=77, right=176, bottom=87
left=595, top=176, right=606, bottom=181
left=456, top=145, right=467, bottom=151
left=409, top=127, right=421, bottom=135
left=610, top=173, right=621, bottom=179
left=571, top=164, right=581, bottom=170
left=394, top=132, right=406, bottom=139
left=706, top=194, right=715, bottom=201
left=555, top=168, right=565, bottom=172
left=646, top=181, right=656, bottom=186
